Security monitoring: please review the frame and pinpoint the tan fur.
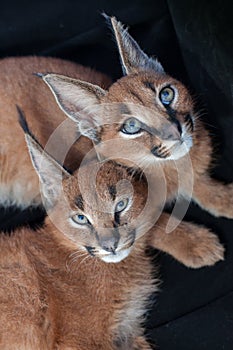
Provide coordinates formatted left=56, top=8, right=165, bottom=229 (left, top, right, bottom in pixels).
left=0, top=223, right=159, bottom=349
left=0, top=123, right=224, bottom=349
left=0, top=19, right=231, bottom=220
left=0, top=16, right=227, bottom=272
left=0, top=150, right=157, bottom=349
left=148, top=212, right=224, bottom=268
left=41, top=16, right=233, bottom=220
left=0, top=110, right=225, bottom=348
left=0, top=56, right=110, bottom=208
left=0, top=222, right=155, bottom=349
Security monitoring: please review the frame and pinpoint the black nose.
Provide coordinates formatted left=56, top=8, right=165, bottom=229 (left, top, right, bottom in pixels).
left=100, top=235, right=119, bottom=254
left=102, top=245, right=117, bottom=254
left=102, top=241, right=117, bottom=254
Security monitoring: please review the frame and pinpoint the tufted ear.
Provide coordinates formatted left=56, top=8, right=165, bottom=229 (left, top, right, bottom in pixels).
left=38, top=73, right=107, bottom=142
left=103, top=14, right=164, bottom=75
left=18, top=107, right=70, bottom=207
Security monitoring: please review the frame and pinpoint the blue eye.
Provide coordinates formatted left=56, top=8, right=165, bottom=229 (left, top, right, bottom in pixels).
left=115, top=199, right=129, bottom=213
left=72, top=214, right=89, bottom=225
left=121, top=118, right=142, bottom=134
left=159, top=87, right=175, bottom=105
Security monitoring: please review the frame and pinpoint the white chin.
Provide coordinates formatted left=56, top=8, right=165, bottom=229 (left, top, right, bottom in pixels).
left=100, top=248, right=132, bottom=263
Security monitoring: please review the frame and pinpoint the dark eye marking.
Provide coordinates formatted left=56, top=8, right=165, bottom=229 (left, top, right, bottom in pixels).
left=108, top=185, right=117, bottom=200
left=129, top=89, right=144, bottom=104
left=143, top=81, right=156, bottom=93
left=114, top=212, right=121, bottom=227
left=119, top=103, right=131, bottom=115
left=75, top=195, right=84, bottom=211
left=140, top=122, right=161, bottom=137
left=166, top=106, right=182, bottom=136
left=165, top=105, right=176, bottom=119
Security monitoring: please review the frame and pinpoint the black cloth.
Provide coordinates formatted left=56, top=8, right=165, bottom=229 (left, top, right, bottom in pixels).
left=1, top=1, right=233, bottom=348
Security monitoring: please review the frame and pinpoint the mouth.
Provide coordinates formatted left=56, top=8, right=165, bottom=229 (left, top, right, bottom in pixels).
left=151, top=130, right=193, bottom=161
left=100, top=247, right=133, bottom=263
left=84, top=245, right=133, bottom=263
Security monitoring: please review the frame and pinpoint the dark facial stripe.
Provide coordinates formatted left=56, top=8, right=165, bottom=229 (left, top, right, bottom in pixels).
left=108, top=185, right=117, bottom=200
left=114, top=212, right=120, bottom=227
left=129, top=89, right=145, bottom=104
left=85, top=246, right=96, bottom=256
left=165, top=105, right=176, bottom=119
left=75, top=195, right=84, bottom=211
left=165, top=106, right=182, bottom=135
left=119, top=103, right=132, bottom=115
left=140, top=121, right=161, bottom=137
left=143, top=81, right=156, bottom=93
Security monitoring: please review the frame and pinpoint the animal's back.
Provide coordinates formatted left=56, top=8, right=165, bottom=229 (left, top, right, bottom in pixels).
left=0, top=56, right=111, bottom=208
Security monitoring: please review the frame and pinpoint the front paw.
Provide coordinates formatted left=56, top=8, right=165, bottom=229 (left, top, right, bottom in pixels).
left=178, top=230, right=225, bottom=269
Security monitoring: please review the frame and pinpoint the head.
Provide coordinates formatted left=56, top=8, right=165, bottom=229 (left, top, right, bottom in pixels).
left=39, top=15, right=195, bottom=169
left=19, top=109, right=161, bottom=263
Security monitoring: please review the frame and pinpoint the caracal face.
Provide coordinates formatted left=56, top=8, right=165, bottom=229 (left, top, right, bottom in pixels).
left=55, top=161, right=150, bottom=263
left=94, top=71, right=195, bottom=168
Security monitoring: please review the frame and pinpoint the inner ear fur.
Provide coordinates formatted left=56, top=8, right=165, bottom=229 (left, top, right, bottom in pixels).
left=40, top=73, right=106, bottom=140
left=18, top=106, right=70, bottom=206
left=25, top=132, right=71, bottom=207
left=104, top=14, right=164, bottom=75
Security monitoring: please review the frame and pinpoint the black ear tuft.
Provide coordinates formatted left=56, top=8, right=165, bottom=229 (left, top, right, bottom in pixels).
left=17, top=105, right=30, bottom=135
left=17, top=105, right=42, bottom=146
left=104, top=15, right=164, bottom=75
left=102, top=12, right=118, bottom=30
left=102, top=12, right=111, bottom=25
left=32, top=72, right=45, bottom=78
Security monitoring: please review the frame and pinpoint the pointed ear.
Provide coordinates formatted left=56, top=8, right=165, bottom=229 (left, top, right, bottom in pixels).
left=39, top=73, right=107, bottom=141
left=18, top=107, right=70, bottom=207
left=104, top=14, right=164, bottom=75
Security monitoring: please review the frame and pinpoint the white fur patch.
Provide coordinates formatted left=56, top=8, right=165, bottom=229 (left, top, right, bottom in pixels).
left=100, top=248, right=132, bottom=263
left=0, top=182, right=40, bottom=208
left=120, top=131, right=143, bottom=139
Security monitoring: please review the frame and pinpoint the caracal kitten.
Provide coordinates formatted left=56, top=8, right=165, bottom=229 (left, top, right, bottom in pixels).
left=0, top=108, right=224, bottom=349
left=41, top=15, right=233, bottom=220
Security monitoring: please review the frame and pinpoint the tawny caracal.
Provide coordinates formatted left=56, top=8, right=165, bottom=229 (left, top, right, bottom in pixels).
left=0, top=109, right=224, bottom=349
left=0, top=15, right=227, bottom=269
left=41, top=15, right=233, bottom=221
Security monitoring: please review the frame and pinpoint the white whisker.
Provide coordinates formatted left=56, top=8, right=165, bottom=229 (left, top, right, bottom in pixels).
left=66, top=250, right=89, bottom=271
left=78, top=253, right=93, bottom=267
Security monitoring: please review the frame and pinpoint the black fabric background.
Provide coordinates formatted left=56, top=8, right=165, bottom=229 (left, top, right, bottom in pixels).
left=0, top=0, right=233, bottom=349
